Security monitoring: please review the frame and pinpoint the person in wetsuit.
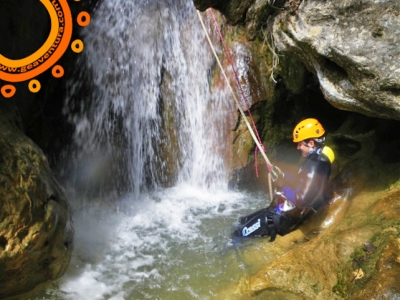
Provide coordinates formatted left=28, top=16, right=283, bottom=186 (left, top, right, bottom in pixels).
left=235, top=118, right=335, bottom=241
left=269, top=118, right=335, bottom=238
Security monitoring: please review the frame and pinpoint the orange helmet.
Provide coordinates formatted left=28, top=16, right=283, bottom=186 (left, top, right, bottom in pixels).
left=293, top=118, right=325, bottom=142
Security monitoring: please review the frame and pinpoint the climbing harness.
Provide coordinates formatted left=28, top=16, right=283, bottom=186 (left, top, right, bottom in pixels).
left=196, top=9, right=276, bottom=201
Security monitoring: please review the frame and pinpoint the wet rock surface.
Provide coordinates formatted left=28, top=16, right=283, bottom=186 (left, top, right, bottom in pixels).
left=0, top=103, right=73, bottom=299
left=216, top=185, right=400, bottom=300
left=273, top=0, right=400, bottom=120
left=194, top=0, right=400, bottom=120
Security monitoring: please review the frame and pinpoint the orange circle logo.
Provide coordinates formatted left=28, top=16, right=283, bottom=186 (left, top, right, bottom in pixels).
left=0, top=0, right=90, bottom=98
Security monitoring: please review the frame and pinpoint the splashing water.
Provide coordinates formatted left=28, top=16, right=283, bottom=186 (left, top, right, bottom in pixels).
left=27, top=0, right=272, bottom=299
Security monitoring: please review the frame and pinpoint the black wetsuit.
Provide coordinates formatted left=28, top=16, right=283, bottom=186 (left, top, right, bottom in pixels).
left=284, top=147, right=332, bottom=210
left=234, top=147, right=333, bottom=241
left=270, top=147, right=333, bottom=238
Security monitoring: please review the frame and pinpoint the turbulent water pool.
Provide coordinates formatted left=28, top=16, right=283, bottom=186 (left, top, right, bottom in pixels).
left=27, top=186, right=272, bottom=300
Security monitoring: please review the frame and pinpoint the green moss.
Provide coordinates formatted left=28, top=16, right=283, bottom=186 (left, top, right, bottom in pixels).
left=333, top=224, right=399, bottom=298
left=311, top=283, right=320, bottom=295
left=332, top=272, right=347, bottom=298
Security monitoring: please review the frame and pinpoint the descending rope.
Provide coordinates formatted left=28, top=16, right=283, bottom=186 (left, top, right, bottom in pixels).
left=196, top=9, right=275, bottom=202
left=208, top=9, right=267, bottom=180
left=208, top=10, right=264, bottom=151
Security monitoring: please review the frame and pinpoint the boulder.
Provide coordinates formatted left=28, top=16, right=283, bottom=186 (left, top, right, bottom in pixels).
left=273, top=0, right=400, bottom=120
left=0, top=103, right=73, bottom=299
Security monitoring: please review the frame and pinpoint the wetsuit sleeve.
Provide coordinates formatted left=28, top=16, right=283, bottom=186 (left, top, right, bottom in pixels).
left=275, top=171, right=298, bottom=190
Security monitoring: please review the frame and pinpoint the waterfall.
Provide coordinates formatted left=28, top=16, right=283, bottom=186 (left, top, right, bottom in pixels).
left=63, top=0, right=232, bottom=198
left=26, top=2, right=273, bottom=299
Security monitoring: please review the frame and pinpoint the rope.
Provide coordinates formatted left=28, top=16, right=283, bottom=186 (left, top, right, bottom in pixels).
left=209, top=10, right=264, bottom=149
left=208, top=9, right=268, bottom=180
left=196, top=9, right=275, bottom=202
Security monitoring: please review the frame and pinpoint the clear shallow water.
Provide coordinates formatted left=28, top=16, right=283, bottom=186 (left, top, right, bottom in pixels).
left=27, top=186, right=270, bottom=300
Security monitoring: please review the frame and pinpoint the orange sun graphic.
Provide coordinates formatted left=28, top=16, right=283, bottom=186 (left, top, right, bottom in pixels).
left=0, top=0, right=90, bottom=98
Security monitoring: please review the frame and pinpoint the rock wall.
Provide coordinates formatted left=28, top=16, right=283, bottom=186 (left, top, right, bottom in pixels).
left=195, top=0, right=400, bottom=120
left=273, top=0, right=400, bottom=120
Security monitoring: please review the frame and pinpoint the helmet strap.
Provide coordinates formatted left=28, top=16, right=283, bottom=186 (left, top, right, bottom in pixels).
left=302, top=140, right=316, bottom=156
left=308, top=146, right=315, bottom=155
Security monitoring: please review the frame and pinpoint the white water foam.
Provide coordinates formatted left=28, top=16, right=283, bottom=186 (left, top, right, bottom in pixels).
left=47, top=186, right=264, bottom=300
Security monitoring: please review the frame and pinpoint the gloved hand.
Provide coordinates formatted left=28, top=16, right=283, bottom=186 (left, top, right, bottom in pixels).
left=271, top=165, right=284, bottom=187
left=281, top=186, right=295, bottom=203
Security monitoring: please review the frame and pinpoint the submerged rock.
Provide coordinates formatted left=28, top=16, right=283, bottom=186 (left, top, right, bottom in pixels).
left=0, top=104, right=73, bottom=299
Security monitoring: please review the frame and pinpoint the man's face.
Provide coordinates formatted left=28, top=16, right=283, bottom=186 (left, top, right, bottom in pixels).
left=297, top=140, right=315, bottom=157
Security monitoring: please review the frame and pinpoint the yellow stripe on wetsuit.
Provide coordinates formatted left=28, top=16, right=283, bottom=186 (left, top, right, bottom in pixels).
left=322, top=146, right=335, bottom=163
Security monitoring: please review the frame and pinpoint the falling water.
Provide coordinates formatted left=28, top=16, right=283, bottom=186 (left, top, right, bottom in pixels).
left=28, top=0, right=271, bottom=299
left=63, top=0, right=232, bottom=198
